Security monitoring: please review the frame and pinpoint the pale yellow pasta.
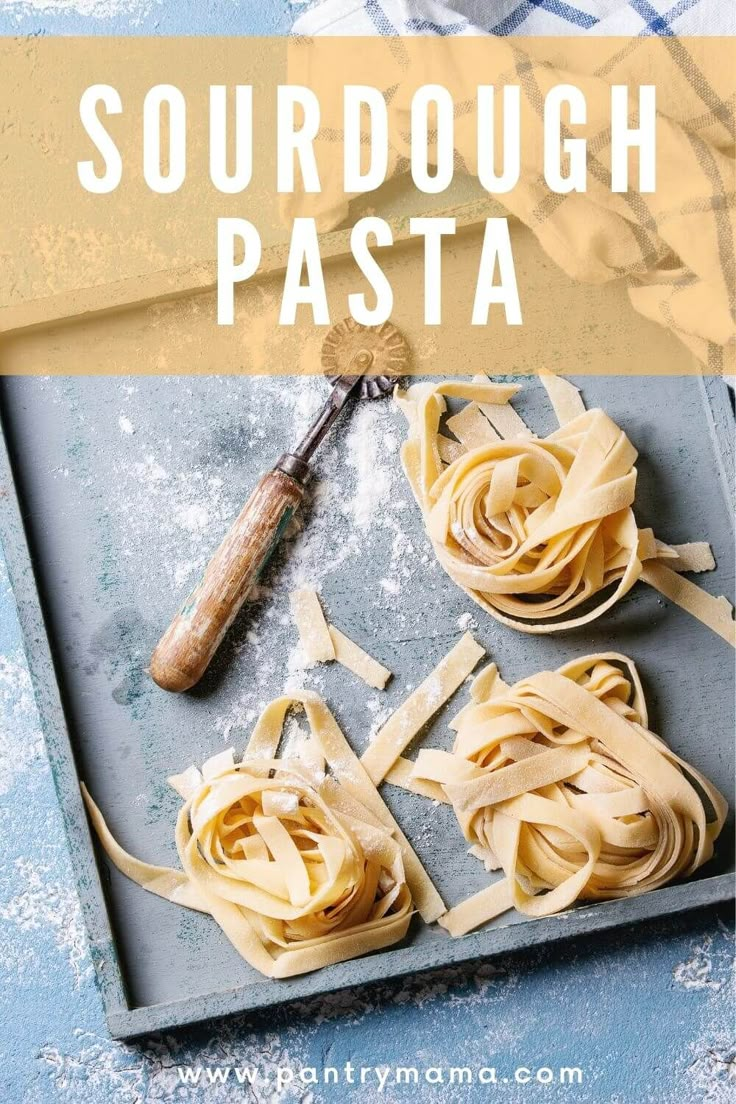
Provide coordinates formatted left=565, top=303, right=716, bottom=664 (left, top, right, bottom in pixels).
left=538, top=368, right=586, bottom=426
left=328, top=625, right=392, bottom=690
left=289, top=587, right=393, bottom=688
left=289, top=588, right=335, bottom=664
left=404, top=654, right=727, bottom=937
left=361, top=632, right=485, bottom=785
left=397, top=376, right=734, bottom=644
left=82, top=692, right=445, bottom=979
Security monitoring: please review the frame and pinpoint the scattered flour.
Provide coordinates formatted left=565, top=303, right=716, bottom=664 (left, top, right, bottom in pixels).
left=0, top=858, right=91, bottom=988
left=39, top=1029, right=310, bottom=1104
left=133, top=454, right=168, bottom=484
left=342, top=403, right=395, bottom=532
left=175, top=503, right=210, bottom=534
left=6, top=0, right=156, bottom=19
left=0, top=652, right=45, bottom=797
left=456, top=611, right=477, bottom=632
left=365, top=696, right=394, bottom=746
left=673, top=935, right=724, bottom=991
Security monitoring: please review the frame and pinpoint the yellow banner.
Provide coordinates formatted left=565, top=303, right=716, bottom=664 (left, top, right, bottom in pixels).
left=1, top=37, right=733, bottom=375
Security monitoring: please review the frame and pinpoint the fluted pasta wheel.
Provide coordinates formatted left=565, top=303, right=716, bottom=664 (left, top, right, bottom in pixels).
left=408, top=654, right=728, bottom=936
left=397, top=377, right=735, bottom=642
left=82, top=693, right=445, bottom=978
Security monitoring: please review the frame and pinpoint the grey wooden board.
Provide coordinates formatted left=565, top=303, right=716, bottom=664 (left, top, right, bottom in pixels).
left=0, top=372, right=733, bottom=1039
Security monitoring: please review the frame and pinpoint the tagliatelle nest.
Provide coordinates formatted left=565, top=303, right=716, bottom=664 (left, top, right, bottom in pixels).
left=82, top=693, right=444, bottom=979
left=407, top=653, right=727, bottom=936
left=396, top=375, right=734, bottom=643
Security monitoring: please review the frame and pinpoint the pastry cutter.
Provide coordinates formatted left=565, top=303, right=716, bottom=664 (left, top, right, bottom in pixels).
left=150, top=318, right=410, bottom=692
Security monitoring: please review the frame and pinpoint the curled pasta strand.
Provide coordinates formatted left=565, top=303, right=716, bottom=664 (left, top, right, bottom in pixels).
left=397, top=378, right=734, bottom=644
left=407, top=653, right=727, bottom=936
left=82, top=692, right=445, bottom=979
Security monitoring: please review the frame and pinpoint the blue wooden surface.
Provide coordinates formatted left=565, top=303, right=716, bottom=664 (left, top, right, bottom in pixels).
left=0, top=540, right=733, bottom=1103
left=0, top=4, right=734, bottom=1101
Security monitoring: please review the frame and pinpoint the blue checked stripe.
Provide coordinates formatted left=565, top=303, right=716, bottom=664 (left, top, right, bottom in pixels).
left=366, top=0, right=399, bottom=34
left=489, top=0, right=599, bottom=36
left=294, top=0, right=735, bottom=38
left=632, top=0, right=703, bottom=35
left=628, top=0, right=676, bottom=34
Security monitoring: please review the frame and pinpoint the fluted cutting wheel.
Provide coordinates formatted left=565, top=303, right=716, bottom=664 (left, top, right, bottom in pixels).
left=321, top=318, right=410, bottom=399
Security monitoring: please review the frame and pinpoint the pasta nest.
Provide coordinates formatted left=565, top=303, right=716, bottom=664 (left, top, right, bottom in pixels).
left=423, top=405, right=647, bottom=631
left=83, top=694, right=422, bottom=979
left=178, top=758, right=411, bottom=965
left=398, top=377, right=734, bottom=644
left=418, top=654, right=726, bottom=920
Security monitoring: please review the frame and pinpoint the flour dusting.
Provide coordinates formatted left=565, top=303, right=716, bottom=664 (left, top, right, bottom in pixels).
left=0, top=858, right=91, bottom=988
left=5, top=0, right=156, bottom=18
left=0, top=652, right=45, bottom=796
left=342, top=403, right=395, bottom=532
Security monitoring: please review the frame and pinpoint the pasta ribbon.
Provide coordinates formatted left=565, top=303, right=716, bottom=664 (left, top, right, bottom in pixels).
left=82, top=692, right=445, bottom=979
left=290, top=587, right=392, bottom=688
left=407, top=653, right=727, bottom=936
left=397, top=377, right=734, bottom=643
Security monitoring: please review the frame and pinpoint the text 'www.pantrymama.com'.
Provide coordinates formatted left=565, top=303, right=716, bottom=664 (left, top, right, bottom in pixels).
left=177, top=1062, right=585, bottom=1091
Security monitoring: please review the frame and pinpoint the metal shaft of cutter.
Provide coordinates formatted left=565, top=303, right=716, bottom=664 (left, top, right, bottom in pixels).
left=283, top=350, right=375, bottom=470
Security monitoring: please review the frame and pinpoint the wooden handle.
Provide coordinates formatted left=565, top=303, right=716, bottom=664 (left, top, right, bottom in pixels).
left=150, top=469, right=304, bottom=692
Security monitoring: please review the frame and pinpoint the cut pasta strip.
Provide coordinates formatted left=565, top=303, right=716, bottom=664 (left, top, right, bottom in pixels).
left=289, top=588, right=335, bottom=664
left=470, top=662, right=509, bottom=702
left=437, top=879, right=513, bottom=937
left=395, top=376, right=733, bottom=644
left=82, top=691, right=445, bottom=979
left=641, top=562, right=736, bottom=646
left=446, top=403, right=500, bottom=449
left=82, top=789, right=207, bottom=913
left=328, top=625, right=392, bottom=690
left=656, top=541, right=716, bottom=574
left=360, top=632, right=485, bottom=785
left=476, top=402, right=534, bottom=440
left=449, top=661, right=509, bottom=731
left=408, top=652, right=727, bottom=935
left=289, top=587, right=393, bottom=688
left=383, top=755, right=450, bottom=804
left=433, top=381, right=520, bottom=403
left=437, top=434, right=466, bottom=464
left=539, top=369, right=586, bottom=425
left=472, top=375, right=535, bottom=439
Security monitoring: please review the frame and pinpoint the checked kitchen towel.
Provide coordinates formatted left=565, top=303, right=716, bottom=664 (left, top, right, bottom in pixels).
left=289, top=2, right=736, bottom=369
left=292, top=1, right=735, bottom=37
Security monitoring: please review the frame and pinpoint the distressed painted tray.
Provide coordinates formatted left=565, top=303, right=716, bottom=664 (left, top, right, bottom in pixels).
left=0, top=204, right=734, bottom=1038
